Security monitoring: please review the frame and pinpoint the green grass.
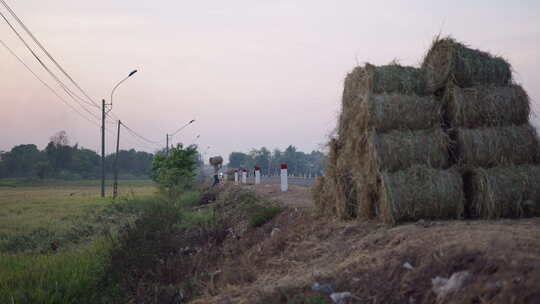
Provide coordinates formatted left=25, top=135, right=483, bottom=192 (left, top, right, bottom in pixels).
left=0, top=242, right=115, bottom=304
left=247, top=205, right=283, bottom=228
left=0, top=180, right=158, bottom=303
left=0, top=180, right=156, bottom=253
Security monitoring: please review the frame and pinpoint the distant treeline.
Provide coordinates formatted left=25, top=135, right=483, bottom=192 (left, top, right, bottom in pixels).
left=0, top=131, right=154, bottom=180
left=228, top=145, right=326, bottom=176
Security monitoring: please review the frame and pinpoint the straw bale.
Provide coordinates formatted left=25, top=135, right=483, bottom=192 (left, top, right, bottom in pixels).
left=423, top=37, right=512, bottom=93
left=445, top=84, right=530, bottom=128
left=360, top=93, right=442, bottom=133
left=378, top=166, right=464, bottom=224
left=464, top=165, right=540, bottom=219
left=342, top=63, right=425, bottom=109
left=366, top=128, right=450, bottom=174
left=456, top=124, right=540, bottom=167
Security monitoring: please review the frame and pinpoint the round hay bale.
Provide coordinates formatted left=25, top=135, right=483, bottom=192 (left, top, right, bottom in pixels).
left=342, top=63, right=426, bottom=110
left=378, top=166, right=464, bottom=225
left=445, top=84, right=530, bottom=128
left=366, top=128, right=450, bottom=173
left=360, top=93, right=442, bottom=133
left=422, top=37, right=512, bottom=93
left=209, top=156, right=223, bottom=166
left=456, top=124, right=540, bottom=167
left=464, top=165, right=540, bottom=219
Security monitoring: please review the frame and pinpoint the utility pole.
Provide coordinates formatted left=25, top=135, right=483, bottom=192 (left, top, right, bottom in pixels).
left=101, top=99, right=106, bottom=197
left=166, top=134, right=169, bottom=155
left=113, top=120, right=121, bottom=199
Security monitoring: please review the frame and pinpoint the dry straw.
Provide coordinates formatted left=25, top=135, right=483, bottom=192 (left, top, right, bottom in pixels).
left=360, top=93, right=442, bottom=133
left=378, top=166, right=464, bottom=224
left=423, top=37, right=512, bottom=93
left=366, top=128, right=450, bottom=173
left=464, top=165, right=540, bottom=219
left=342, top=63, right=426, bottom=109
left=312, top=176, right=337, bottom=216
left=339, top=63, right=426, bottom=138
left=445, top=84, right=530, bottom=128
left=456, top=124, right=540, bottom=167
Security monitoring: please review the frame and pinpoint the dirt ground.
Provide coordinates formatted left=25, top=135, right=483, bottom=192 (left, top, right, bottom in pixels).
left=191, top=184, right=540, bottom=304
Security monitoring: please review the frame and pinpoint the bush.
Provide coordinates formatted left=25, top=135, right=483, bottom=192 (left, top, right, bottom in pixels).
left=151, top=145, right=198, bottom=198
left=247, top=205, right=283, bottom=228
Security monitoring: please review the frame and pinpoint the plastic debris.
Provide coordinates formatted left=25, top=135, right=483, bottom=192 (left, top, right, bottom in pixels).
left=403, top=262, right=414, bottom=270
left=311, top=282, right=334, bottom=293
left=432, top=271, right=471, bottom=299
left=330, top=292, right=352, bottom=303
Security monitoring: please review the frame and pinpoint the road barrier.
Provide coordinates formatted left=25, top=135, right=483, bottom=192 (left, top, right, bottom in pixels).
left=255, top=166, right=261, bottom=184
left=242, top=169, right=247, bottom=184
left=281, top=163, right=288, bottom=192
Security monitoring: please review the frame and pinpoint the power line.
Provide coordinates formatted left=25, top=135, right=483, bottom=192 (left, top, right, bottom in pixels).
left=0, top=9, right=100, bottom=121
left=0, top=39, right=101, bottom=127
left=121, top=121, right=161, bottom=145
left=0, top=0, right=99, bottom=109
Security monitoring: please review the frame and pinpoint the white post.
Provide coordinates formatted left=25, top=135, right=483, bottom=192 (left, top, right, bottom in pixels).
left=255, top=167, right=261, bottom=184
left=280, top=164, right=288, bottom=192
left=242, top=169, right=247, bottom=184
left=234, top=170, right=239, bottom=185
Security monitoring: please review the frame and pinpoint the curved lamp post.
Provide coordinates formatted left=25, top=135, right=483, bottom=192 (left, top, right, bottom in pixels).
left=110, top=69, right=138, bottom=199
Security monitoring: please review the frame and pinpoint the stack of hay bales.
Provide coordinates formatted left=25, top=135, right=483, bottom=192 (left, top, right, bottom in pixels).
left=321, top=63, right=465, bottom=223
left=423, top=38, right=540, bottom=219
left=314, top=36, right=540, bottom=224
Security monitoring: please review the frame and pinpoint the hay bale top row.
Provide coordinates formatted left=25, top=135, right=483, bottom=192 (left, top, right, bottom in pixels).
left=342, top=63, right=426, bottom=108
left=344, top=37, right=513, bottom=100
left=422, top=37, right=512, bottom=93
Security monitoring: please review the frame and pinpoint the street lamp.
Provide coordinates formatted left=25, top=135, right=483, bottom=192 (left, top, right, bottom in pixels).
left=109, top=69, right=138, bottom=199
left=110, top=69, right=138, bottom=110
left=167, top=119, right=196, bottom=151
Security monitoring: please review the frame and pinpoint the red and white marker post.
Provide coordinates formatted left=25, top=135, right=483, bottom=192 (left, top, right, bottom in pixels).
left=280, top=163, right=288, bottom=192
left=242, top=169, right=247, bottom=184
left=234, top=170, right=239, bottom=185
left=255, top=166, right=261, bottom=184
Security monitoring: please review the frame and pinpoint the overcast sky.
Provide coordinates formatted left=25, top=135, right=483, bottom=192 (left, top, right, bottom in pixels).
left=1, top=0, right=539, bottom=162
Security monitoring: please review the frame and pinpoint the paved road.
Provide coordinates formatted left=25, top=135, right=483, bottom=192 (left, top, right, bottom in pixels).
left=259, top=175, right=316, bottom=187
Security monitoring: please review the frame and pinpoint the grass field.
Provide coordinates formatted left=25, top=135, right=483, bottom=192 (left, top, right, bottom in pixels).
left=0, top=179, right=158, bottom=303
left=0, top=179, right=156, bottom=253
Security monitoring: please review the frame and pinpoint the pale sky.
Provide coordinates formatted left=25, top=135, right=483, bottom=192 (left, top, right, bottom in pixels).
left=1, top=0, right=539, bottom=161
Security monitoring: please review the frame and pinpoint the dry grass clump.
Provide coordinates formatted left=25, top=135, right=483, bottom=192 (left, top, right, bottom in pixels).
left=312, top=176, right=336, bottom=216
left=366, top=128, right=450, bottom=173
left=456, top=124, right=540, bottom=167
left=464, top=165, right=540, bottom=219
left=378, top=166, right=464, bottom=225
left=361, top=93, right=442, bottom=132
left=445, top=84, right=530, bottom=128
left=423, top=37, right=512, bottom=93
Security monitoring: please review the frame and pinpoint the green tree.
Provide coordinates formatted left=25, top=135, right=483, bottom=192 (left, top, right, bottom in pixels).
left=228, top=152, right=252, bottom=169
left=151, top=144, right=198, bottom=198
left=1, top=144, right=43, bottom=177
